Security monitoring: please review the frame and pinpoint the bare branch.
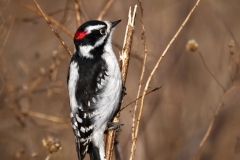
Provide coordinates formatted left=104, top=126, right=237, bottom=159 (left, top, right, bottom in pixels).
left=22, top=7, right=73, bottom=22
left=17, top=1, right=73, bottom=39
left=32, top=0, right=73, bottom=57
left=198, top=51, right=226, bottom=92
left=195, top=85, right=238, bottom=160
left=74, top=0, right=81, bottom=26
left=0, top=16, right=14, bottom=56
left=26, top=110, right=69, bottom=123
left=120, top=85, right=162, bottom=112
left=98, top=0, right=114, bottom=21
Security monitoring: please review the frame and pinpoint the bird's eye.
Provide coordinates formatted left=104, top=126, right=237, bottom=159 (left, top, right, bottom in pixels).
left=99, top=28, right=106, bottom=35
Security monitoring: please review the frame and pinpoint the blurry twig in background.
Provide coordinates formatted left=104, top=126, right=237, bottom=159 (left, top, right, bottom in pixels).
left=17, top=1, right=73, bottom=39
left=198, top=51, right=226, bottom=92
left=105, top=5, right=138, bottom=160
left=131, top=1, right=148, bottom=159
left=59, top=0, right=71, bottom=25
left=97, top=0, right=114, bottom=21
left=209, top=2, right=240, bottom=50
left=74, top=0, right=81, bottom=26
left=0, top=16, right=14, bottom=56
left=130, top=0, right=201, bottom=159
left=32, top=0, right=73, bottom=56
left=0, top=16, right=15, bottom=108
left=45, top=154, right=51, bottom=160
left=195, top=85, right=238, bottom=160
left=26, top=110, right=69, bottom=123
left=120, top=85, right=162, bottom=112
left=21, top=7, right=73, bottom=22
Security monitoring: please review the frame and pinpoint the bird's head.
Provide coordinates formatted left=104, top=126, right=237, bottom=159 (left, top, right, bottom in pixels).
left=73, top=20, right=121, bottom=59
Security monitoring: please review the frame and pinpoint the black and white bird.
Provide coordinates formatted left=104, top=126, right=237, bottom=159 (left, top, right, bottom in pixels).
left=67, top=20, right=122, bottom=160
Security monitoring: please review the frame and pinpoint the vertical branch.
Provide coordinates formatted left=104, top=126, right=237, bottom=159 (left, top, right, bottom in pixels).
left=131, top=0, right=148, bottom=159
left=105, top=5, right=138, bottom=160
left=120, top=5, right=138, bottom=84
left=129, top=0, right=201, bottom=159
left=74, top=0, right=81, bottom=26
left=32, top=0, right=72, bottom=57
left=97, top=0, right=114, bottom=21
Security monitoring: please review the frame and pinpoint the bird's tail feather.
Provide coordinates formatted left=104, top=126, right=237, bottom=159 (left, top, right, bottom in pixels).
left=88, top=143, right=101, bottom=160
left=76, top=140, right=82, bottom=160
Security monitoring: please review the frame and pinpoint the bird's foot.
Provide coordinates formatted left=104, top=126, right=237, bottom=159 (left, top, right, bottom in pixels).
left=104, top=122, right=124, bottom=134
left=122, top=86, right=127, bottom=97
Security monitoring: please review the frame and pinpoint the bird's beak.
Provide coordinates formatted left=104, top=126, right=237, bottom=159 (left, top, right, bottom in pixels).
left=111, top=20, right=121, bottom=28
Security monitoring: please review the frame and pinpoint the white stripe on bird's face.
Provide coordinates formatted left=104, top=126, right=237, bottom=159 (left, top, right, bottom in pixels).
left=85, top=24, right=105, bottom=34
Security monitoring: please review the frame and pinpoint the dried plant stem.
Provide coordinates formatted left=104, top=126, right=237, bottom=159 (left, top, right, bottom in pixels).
left=195, top=85, right=237, bottom=160
left=105, top=5, right=138, bottom=160
left=32, top=0, right=72, bottom=57
left=22, top=7, right=73, bottom=22
left=0, top=17, right=15, bottom=56
left=59, top=0, right=71, bottom=25
left=198, top=51, right=226, bottom=92
left=129, top=0, right=201, bottom=159
left=74, top=0, right=81, bottom=26
left=45, top=154, right=51, bottom=160
left=131, top=1, right=148, bottom=158
left=120, top=85, right=162, bottom=112
left=17, top=1, right=73, bottom=39
left=209, top=2, right=239, bottom=50
left=97, top=0, right=114, bottom=21
left=120, top=5, right=138, bottom=84
left=0, top=16, right=15, bottom=107
left=26, top=110, right=69, bottom=123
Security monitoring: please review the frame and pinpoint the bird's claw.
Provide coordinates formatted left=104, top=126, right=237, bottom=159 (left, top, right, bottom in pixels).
left=122, top=86, right=127, bottom=97
left=104, top=122, right=124, bottom=134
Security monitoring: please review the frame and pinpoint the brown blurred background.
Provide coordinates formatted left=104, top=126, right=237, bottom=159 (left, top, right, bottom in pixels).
left=1, top=0, right=240, bottom=160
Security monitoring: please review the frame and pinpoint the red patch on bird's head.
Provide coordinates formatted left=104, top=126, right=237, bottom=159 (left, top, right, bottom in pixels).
left=74, top=31, right=87, bottom=40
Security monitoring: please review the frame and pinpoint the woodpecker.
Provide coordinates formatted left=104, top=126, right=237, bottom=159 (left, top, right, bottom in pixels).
left=67, top=20, right=122, bottom=160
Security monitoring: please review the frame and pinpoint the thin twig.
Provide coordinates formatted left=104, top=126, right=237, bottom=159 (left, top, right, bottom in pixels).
left=130, top=0, right=201, bottom=159
left=17, top=1, right=73, bottom=39
left=74, top=0, right=81, bottom=26
left=0, top=17, right=15, bottom=56
left=32, top=0, right=73, bottom=57
left=131, top=1, right=148, bottom=158
left=209, top=2, right=239, bottom=50
left=97, top=0, right=114, bottom=21
left=120, top=85, right=162, bottom=112
left=59, top=0, right=71, bottom=25
left=25, top=110, right=69, bottom=123
left=45, top=154, right=51, bottom=160
left=198, top=51, right=226, bottom=92
left=0, top=16, right=15, bottom=107
left=195, top=85, right=237, bottom=160
left=22, top=7, right=73, bottom=23
left=105, top=5, right=138, bottom=160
